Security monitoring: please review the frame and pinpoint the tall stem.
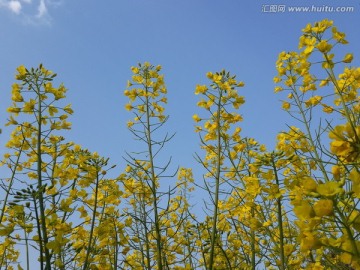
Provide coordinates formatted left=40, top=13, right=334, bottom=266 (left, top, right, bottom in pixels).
left=83, top=170, right=100, bottom=270
left=36, top=81, right=51, bottom=270
left=272, top=156, right=285, bottom=270
left=208, top=90, right=223, bottom=270
left=0, top=144, right=23, bottom=223
left=291, top=82, right=330, bottom=182
left=145, top=82, right=163, bottom=270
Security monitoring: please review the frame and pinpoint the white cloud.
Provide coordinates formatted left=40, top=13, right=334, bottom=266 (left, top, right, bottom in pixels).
left=0, top=0, right=62, bottom=25
left=8, top=0, right=22, bottom=14
left=36, top=0, right=47, bottom=18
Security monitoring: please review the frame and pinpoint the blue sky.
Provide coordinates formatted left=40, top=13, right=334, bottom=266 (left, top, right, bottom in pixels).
left=1, top=0, right=359, bottom=176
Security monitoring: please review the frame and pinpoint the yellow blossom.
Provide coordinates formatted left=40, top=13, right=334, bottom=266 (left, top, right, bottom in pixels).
left=282, top=101, right=291, bottom=110
left=313, top=199, right=333, bottom=217
left=332, top=26, right=348, bottom=44
left=194, top=85, right=208, bottom=95
left=305, top=96, right=322, bottom=107
left=311, top=19, right=333, bottom=34
left=302, top=177, right=317, bottom=192
left=15, top=65, right=27, bottom=79
left=125, top=103, right=133, bottom=111
left=316, top=181, right=343, bottom=197
left=316, top=40, right=332, bottom=53
left=322, top=104, right=334, bottom=114
left=131, top=66, right=139, bottom=74
left=349, top=168, right=360, bottom=197
left=274, top=86, right=283, bottom=93
left=192, top=114, right=201, bottom=122
left=284, top=244, right=295, bottom=256
left=300, top=231, right=322, bottom=252
left=294, top=200, right=314, bottom=220
left=343, top=53, right=354, bottom=63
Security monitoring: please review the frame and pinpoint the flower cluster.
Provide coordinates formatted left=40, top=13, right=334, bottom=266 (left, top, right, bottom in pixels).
left=124, top=62, right=167, bottom=127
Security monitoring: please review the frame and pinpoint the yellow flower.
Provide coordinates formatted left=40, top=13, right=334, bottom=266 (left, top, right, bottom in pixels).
left=274, top=86, right=283, bottom=93
left=127, top=121, right=134, bottom=128
left=302, top=177, right=317, bottom=192
left=212, top=74, right=222, bottom=84
left=206, top=72, right=213, bottom=79
left=294, top=200, right=315, bottom=220
left=332, top=27, right=348, bottom=44
left=23, top=99, right=36, bottom=113
left=132, top=75, right=144, bottom=84
left=194, top=85, right=208, bottom=95
left=232, top=96, right=245, bottom=109
left=349, top=168, right=360, bottom=197
left=273, top=76, right=282, bottom=83
left=284, top=244, right=295, bottom=256
left=46, top=186, right=58, bottom=196
left=131, top=66, right=139, bottom=74
left=329, top=124, right=360, bottom=162
left=282, top=101, right=291, bottom=110
left=300, top=231, right=322, bottom=251
left=311, top=19, right=333, bottom=33
left=332, top=165, right=341, bottom=180
left=15, top=65, right=27, bottom=79
left=61, top=121, right=71, bottom=130
left=192, top=114, right=201, bottom=122
left=302, top=23, right=312, bottom=33
left=304, top=46, right=315, bottom=56
left=316, top=40, right=332, bottom=53
left=316, top=181, right=343, bottom=197
left=299, top=35, right=316, bottom=49
left=349, top=211, right=360, bottom=232
left=125, top=103, right=133, bottom=111
left=322, top=104, right=334, bottom=114
left=11, top=84, right=23, bottom=102
left=237, top=81, right=245, bottom=87
left=343, top=53, right=353, bottom=63
left=249, top=217, right=262, bottom=231
left=7, top=106, right=21, bottom=114
left=63, top=104, right=74, bottom=114
left=313, top=199, right=333, bottom=217
left=48, top=105, right=58, bottom=116
left=244, top=176, right=261, bottom=197
left=319, top=79, right=329, bottom=87
left=340, top=253, right=352, bottom=265
left=305, top=96, right=322, bottom=107
left=284, top=76, right=297, bottom=87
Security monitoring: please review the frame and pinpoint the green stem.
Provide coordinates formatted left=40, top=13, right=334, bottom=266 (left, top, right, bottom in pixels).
left=24, top=223, right=30, bottom=270
left=324, top=54, right=359, bottom=141
left=140, top=194, right=152, bottom=270
left=272, top=156, right=286, bottom=270
left=36, top=81, right=51, bottom=270
left=83, top=170, right=100, bottom=270
left=291, top=83, right=330, bottom=182
left=250, top=206, right=256, bottom=270
left=0, top=143, right=24, bottom=223
left=144, top=82, right=163, bottom=270
left=33, top=193, right=44, bottom=270
left=208, top=90, right=223, bottom=270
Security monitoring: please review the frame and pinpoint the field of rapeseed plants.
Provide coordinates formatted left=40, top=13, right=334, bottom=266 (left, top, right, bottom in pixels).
left=1, top=19, right=360, bottom=269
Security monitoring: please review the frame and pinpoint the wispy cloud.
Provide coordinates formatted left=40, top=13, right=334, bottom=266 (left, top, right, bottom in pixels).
left=0, top=0, right=62, bottom=24
left=36, top=0, right=47, bottom=18
left=8, top=1, right=22, bottom=14
left=0, top=0, right=22, bottom=14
